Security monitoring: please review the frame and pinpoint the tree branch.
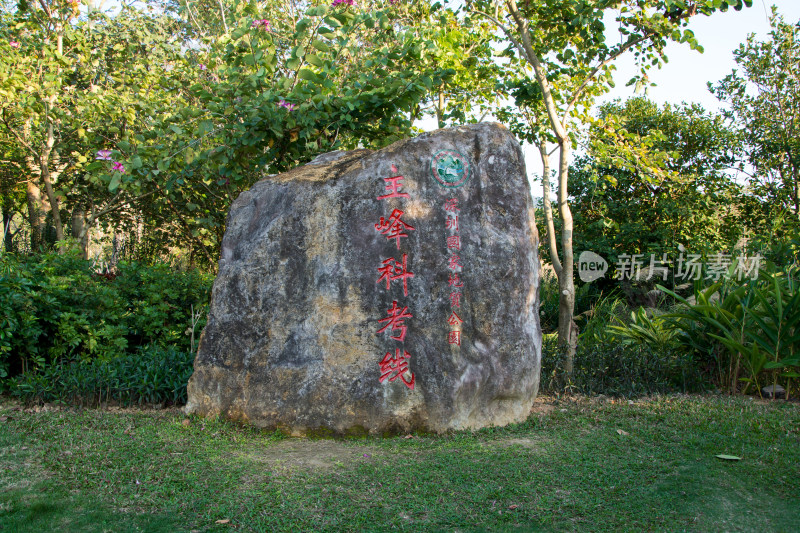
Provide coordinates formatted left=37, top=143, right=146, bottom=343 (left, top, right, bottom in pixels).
left=1, top=111, right=40, bottom=160
left=564, top=33, right=652, bottom=116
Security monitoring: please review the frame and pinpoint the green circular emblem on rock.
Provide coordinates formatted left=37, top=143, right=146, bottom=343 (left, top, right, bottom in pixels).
left=431, top=150, right=470, bottom=188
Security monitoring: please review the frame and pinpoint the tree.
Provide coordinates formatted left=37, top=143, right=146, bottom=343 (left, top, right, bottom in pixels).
left=469, top=0, right=753, bottom=375
left=1, top=0, right=472, bottom=264
left=712, top=7, right=800, bottom=233
left=571, top=98, right=744, bottom=280
left=0, top=1, right=183, bottom=255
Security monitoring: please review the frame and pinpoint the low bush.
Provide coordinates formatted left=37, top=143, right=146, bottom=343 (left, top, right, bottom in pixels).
left=660, top=257, right=800, bottom=397
left=12, top=345, right=194, bottom=406
left=0, top=251, right=211, bottom=404
left=541, top=296, right=707, bottom=397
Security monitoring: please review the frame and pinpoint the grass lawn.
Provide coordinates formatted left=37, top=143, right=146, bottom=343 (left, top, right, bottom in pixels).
left=0, top=394, right=798, bottom=532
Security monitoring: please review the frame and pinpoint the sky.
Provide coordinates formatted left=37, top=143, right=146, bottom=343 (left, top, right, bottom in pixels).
left=475, top=1, right=800, bottom=194
left=600, top=0, right=800, bottom=111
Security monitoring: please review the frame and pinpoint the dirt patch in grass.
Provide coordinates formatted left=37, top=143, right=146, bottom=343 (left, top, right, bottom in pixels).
left=530, top=396, right=558, bottom=416
left=235, top=438, right=378, bottom=472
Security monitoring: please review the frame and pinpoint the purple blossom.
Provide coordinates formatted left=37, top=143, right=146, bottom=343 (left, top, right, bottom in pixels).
left=95, top=150, right=113, bottom=160
left=112, top=162, right=125, bottom=173
left=251, top=19, right=272, bottom=31
left=9, top=41, right=20, bottom=49
left=332, top=0, right=355, bottom=6
left=277, top=99, right=297, bottom=111
left=199, top=63, right=207, bottom=70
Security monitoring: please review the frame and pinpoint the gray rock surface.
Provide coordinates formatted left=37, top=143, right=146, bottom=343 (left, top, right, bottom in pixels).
left=762, top=384, right=786, bottom=399
left=185, top=122, right=542, bottom=435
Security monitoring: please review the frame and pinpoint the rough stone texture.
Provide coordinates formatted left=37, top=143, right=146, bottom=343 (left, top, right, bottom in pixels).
left=186, top=122, right=542, bottom=435
left=762, top=384, right=786, bottom=399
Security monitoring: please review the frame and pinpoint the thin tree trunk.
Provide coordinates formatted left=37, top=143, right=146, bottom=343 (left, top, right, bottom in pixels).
left=40, top=121, right=65, bottom=245
left=556, top=139, right=578, bottom=374
left=26, top=180, right=46, bottom=250
left=503, top=0, right=578, bottom=372
left=2, top=206, right=14, bottom=252
left=71, top=207, right=89, bottom=259
left=537, top=140, right=562, bottom=276
left=436, top=91, right=445, bottom=129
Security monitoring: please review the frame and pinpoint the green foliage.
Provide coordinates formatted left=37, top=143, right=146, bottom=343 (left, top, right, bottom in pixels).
left=541, top=295, right=705, bottom=397
left=608, top=307, right=679, bottom=355
left=660, top=256, right=800, bottom=395
left=571, top=98, right=744, bottom=270
left=1, top=0, right=473, bottom=263
left=712, top=7, right=800, bottom=233
left=12, top=345, right=194, bottom=406
left=0, top=251, right=211, bottom=398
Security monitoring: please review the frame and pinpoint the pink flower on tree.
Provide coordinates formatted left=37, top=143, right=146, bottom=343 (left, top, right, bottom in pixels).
left=332, top=0, right=355, bottom=6
left=112, top=162, right=125, bottom=173
left=95, top=149, right=113, bottom=160
left=9, top=41, right=20, bottom=49
left=277, top=99, right=297, bottom=111
left=199, top=63, right=207, bottom=70
left=251, top=19, right=271, bottom=31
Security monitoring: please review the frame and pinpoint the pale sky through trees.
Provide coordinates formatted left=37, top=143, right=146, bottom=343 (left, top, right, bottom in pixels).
left=521, top=0, right=800, bottom=197
left=602, top=0, right=800, bottom=111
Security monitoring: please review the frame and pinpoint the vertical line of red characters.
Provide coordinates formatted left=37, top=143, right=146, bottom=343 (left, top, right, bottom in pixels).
left=374, top=164, right=415, bottom=389
left=444, top=198, right=464, bottom=346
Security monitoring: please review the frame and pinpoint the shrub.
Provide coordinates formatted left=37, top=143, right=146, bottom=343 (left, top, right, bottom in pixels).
left=660, top=258, right=800, bottom=397
left=0, top=251, right=212, bottom=401
left=12, top=345, right=195, bottom=406
left=541, top=295, right=707, bottom=397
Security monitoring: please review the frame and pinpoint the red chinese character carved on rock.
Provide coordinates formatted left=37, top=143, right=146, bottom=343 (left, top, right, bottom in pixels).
left=450, top=292, right=461, bottom=308
left=445, top=215, right=459, bottom=232
left=376, top=300, right=413, bottom=342
left=447, top=254, right=463, bottom=272
left=448, top=273, right=464, bottom=288
left=375, top=209, right=415, bottom=249
left=376, top=169, right=411, bottom=201
left=376, top=254, right=414, bottom=296
left=446, top=235, right=461, bottom=250
left=448, top=330, right=461, bottom=346
left=447, top=311, right=463, bottom=326
left=379, top=348, right=415, bottom=389
left=444, top=198, right=460, bottom=212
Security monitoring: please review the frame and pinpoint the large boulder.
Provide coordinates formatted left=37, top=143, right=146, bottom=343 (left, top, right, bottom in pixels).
left=186, top=122, right=542, bottom=435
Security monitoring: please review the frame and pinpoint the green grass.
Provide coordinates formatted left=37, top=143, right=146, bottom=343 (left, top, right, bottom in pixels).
left=1, top=395, right=798, bottom=532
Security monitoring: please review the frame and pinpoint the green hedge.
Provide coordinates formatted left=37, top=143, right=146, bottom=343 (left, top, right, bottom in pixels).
left=0, top=251, right=212, bottom=405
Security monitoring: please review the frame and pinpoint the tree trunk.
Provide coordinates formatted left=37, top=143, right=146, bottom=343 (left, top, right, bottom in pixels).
left=26, top=179, right=46, bottom=251
left=40, top=121, right=65, bottom=245
left=537, top=140, right=562, bottom=275
left=2, top=206, right=14, bottom=253
left=72, top=207, right=90, bottom=259
left=436, top=91, right=445, bottom=129
left=556, top=138, right=578, bottom=375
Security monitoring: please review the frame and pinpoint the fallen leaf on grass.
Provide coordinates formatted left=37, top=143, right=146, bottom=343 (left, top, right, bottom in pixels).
left=0, top=415, right=11, bottom=422
left=715, top=454, right=741, bottom=461
left=215, top=519, right=230, bottom=524
left=404, top=435, right=414, bottom=439
left=616, top=429, right=629, bottom=436
left=182, top=419, right=191, bottom=427
left=508, top=504, right=519, bottom=510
